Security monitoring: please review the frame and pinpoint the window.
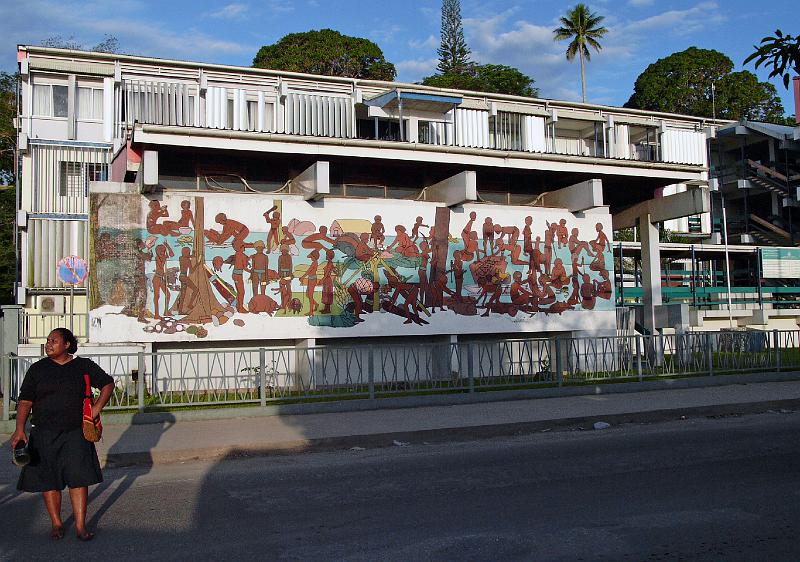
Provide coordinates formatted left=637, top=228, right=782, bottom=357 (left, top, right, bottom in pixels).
left=33, top=84, right=68, bottom=118
left=60, top=162, right=107, bottom=196
left=77, top=87, right=103, bottom=120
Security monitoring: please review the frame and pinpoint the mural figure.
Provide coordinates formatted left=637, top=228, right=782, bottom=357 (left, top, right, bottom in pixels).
left=556, top=219, right=569, bottom=249
left=178, top=200, right=194, bottom=229
left=370, top=215, right=385, bottom=249
left=176, top=247, right=199, bottom=314
left=205, top=213, right=250, bottom=247
left=522, top=216, right=533, bottom=256
left=482, top=217, right=495, bottom=256
left=299, top=249, right=320, bottom=316
left=386, top=225, right=419, bottom=257
left=411, top=216, right=429, bottom=242
left=263, top=205, right=281, bottom=251
left=152, top=241, right=174, bottom=319
left=147, top=201, right=180, bottom=236
left=591, top=222, right=611, bottom=253
left=302, top=226, right=335, bottom=252
left=320, top=249, right=336, bottom=314
left=231, top=241, right=250, bottom=313
left=276, top=245, right=293, bottom=313
left=249, top=240, right=269, bottom=297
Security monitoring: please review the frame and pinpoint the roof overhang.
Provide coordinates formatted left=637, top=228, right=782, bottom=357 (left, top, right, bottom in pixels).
left=364, top=89, right=463, bottom=112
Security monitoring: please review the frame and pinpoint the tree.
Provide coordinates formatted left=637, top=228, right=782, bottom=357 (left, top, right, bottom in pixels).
left=553, top=3, right=608, bottom=103
left=40, top=34, right=120, bottom=53
left=625, top=47, right=787, bottom=123
left=423, top=64, right=538, bottom=97
left=0, top=72, right=16, bottom=184
left=744, top=29, right=800, bottom=89
left=252, top=29, right=396, bottom=81
left=437, top=0, right=471, bottom=75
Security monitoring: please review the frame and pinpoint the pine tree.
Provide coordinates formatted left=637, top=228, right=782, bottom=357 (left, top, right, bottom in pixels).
left=436, top=0, right=471, bottom=75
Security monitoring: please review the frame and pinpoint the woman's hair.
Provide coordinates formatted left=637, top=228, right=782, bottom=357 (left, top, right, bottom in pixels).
left=50, top=328, right=78, bottom=354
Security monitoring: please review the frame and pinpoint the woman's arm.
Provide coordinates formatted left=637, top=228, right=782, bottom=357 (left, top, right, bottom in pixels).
left=10, top=400, right=33, bottom=448
left=91, top=383, right=115, bottom=419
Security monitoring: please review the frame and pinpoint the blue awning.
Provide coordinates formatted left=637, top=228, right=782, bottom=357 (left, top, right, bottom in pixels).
left=364, top=89, right=462, bottom=112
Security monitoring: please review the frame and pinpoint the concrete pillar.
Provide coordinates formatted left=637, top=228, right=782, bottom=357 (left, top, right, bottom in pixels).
left=294, top=338, right=317, bottom=392
left=293, top=161, right=330, bottom=201
left=639, top=213, right=662, bottom=335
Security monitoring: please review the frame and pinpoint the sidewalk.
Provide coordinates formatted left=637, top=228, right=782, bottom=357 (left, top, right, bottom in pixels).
left=6, top=376, right=799, bottom=468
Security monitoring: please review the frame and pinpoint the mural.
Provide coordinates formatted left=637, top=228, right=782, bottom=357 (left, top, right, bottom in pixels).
left=89, top=194, right=615, bottom=342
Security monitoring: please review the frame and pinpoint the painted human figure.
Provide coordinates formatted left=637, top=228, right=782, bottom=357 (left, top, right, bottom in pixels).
left=418, top=241, right=430, bottom=306
left=543, top=223, right=556, bottom=275
left=556, top=219, right=569, bottom=249
left=348, top=272, right=378, bottom=321
left=275, top=245, right=293, bottom=313
left=146, top=200, right=180, bottom=236
left=536, top=273, right=557, bottom=308
left=411, top=216, right=429, bottom=242
left=302, top=225, right=335, bottom=252
left=510, top=270, right=534, bottom=311
left=383, top=269, right=421, bottom=324
left=569, top=227, right=592, bottom=259
left=249, top=240, right=269, bottom=296
left=370, top=215, right=385, bottom=249
left=595, top=269, right=613, bottom=301
left=355, top=232, right=375, bottom=262
left=480, top=270, right=506, bottom=317
left=132, top=239, right=152, bottom=322
left=461, top=212, right=478, bottom=261
left=493, top=224, right=520, bottom=249
left=231, top=241, right=250, bottom=313
left=205, top=213, right=249, bottom=248
left=551, top=258, right=569, bottom=290
left=431, top=268, right=457, bottom=313
left=386, top=225, right=419, bottom=257
left=591, top=222, right=611, bottom=253
left=580, top=273, right=597, bottom=310
left=320, top=249, right=336, bottom=314
left=152, top=241, right=174, bottom=320
left=567, top=274, right=581, bottom=307
left=176, top=247, right=199, bottom=314
left=263, top=206, right=281, bottom=251
left=299, top=249, right=320, bottom=316
left=177, top=200, right=194, bottom=228
left=450, top=250, right=465, bottom=298
left=482, top=217, right=495, bottom=255
left=529, top=236, right=545, bottom=275
left=590, top=247, right=607, bottom=274
left=522, top=216, right=533, bottom=256
left=499, top=239, right=528, bottom=266
left=277, top=226, right=295, bottom=250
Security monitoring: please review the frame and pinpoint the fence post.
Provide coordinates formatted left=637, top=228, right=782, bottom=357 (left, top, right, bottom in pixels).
left=259, top=348, right=266, bottom=407
left=773, top=330, right=781, bottom=372
left=2, top=355, right=10, bottom=422
left=368, top=347, right=375, bottom=399
left=137, top=352, right=145, bottom=412
left=705, top=332, right=714, bottom=376
left=466, top=343, right=474, bottom=393
left=554, top=337, right=563, bottom=387
left=635, top=335, right=643, bottom=382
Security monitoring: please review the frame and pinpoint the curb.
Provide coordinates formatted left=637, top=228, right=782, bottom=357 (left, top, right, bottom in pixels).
left=101, top=397, right=800, bottom=468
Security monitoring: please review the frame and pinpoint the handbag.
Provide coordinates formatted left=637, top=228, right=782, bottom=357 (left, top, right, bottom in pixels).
left=82, top=374, right=103, bottom=442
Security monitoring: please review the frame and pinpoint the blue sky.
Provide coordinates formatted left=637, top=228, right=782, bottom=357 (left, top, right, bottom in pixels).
left=1, top=0, right=795, bottom=115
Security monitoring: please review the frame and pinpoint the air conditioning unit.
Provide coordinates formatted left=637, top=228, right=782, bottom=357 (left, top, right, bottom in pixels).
left=37, top=295, right=65, bottom=314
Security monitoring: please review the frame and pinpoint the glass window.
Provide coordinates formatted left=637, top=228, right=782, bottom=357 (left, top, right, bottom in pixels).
left=52, top=85, right=69, bottom=118
left=33, top=85, right=51, bottom=116
left=60, top=162, right=84, bottom=196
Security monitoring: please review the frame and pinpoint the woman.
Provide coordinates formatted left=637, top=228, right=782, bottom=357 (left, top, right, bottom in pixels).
left=10, top=328, right=114, bottom=542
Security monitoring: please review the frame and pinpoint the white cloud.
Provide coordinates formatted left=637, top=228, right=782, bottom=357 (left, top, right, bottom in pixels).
left=266, top=0, right=294, bottom=14
left=396, top=58, right=438, bottom=82
left=620, top=2, right=726, bottom=35
left=207, top=3, right=249, bottom=19
left=409, top=35, right=438, bottom=50
left=628, top=0, right=654, bottom=6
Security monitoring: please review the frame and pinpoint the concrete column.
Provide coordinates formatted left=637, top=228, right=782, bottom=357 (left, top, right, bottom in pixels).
left=639, top=213, right=662, bottom=334
left=294, top=338, right=317, bottom=392
left=293, top=161, right=330, bottom=201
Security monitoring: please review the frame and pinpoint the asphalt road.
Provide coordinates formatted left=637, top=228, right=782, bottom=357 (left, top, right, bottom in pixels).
left=2, top=411, right=799, bottom=561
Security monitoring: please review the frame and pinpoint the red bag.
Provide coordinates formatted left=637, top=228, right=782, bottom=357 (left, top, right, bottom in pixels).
left=82, top=374, right=102, bottom=442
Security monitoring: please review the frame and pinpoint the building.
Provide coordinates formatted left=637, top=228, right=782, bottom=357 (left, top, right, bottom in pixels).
left=10, top=45, right=723, bottom=357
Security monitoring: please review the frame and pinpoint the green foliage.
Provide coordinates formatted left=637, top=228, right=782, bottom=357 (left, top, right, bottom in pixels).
left=625, top=47, right=787, bottom=122
left=553, top=3, right=608, bottom=102
left=744, top=29, right=800, bottom=89
left=0, top=186, right=16, bottom=306
left=423, top=64, right=538, bottom=97
left=437, top=0, right=472, bottom=75
left=0, top=72, right=16, bottom=184
left=252, top=29, right=396, bottom=81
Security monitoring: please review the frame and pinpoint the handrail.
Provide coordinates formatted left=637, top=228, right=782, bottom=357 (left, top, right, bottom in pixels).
left=747, top=159, right=788, bottom=183
left=749, top=214, right=791, bottom=240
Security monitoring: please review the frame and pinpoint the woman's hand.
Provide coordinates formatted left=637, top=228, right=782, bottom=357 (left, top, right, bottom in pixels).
left=10, top=429, right=27, bottom=449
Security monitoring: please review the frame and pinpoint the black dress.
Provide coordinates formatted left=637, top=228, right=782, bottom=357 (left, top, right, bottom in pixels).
left=17, top=357, right=114, bottom=492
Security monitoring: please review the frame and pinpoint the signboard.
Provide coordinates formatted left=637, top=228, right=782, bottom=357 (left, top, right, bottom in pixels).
left=58, top=255, right=89, bottom=285
left=761, top=248, right=800, bottom=278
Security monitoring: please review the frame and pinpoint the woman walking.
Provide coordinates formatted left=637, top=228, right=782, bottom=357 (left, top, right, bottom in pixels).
left=10, top=328, right=114, bottom=541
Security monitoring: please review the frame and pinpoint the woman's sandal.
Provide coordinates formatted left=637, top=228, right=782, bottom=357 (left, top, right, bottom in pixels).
left=76, top=531, right=95, bottom=542
left=50, top=526, right=65, bottom=540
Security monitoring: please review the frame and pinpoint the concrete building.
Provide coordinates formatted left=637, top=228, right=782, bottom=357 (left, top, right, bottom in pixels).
left=9, top=45, right=721, bottom=356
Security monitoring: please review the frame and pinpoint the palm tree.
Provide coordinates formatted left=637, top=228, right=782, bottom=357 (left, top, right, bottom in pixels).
left=553, top=4, right=608, bottom=103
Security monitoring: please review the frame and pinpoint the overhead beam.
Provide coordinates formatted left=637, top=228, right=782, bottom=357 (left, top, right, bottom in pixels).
left=293, top=161, right=330, bottom=201
left=612, top=188, right=710, bottom=230
left=539, top=179, right=603, bottom=212
left=425, top=171, right=477, bottom=207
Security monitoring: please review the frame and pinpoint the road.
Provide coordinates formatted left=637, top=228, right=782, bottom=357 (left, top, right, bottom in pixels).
left=2, top=411, right=799, bottom=561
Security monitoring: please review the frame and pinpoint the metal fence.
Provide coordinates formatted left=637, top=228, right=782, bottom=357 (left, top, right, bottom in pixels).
left=3, top=329, right=799, bottom=420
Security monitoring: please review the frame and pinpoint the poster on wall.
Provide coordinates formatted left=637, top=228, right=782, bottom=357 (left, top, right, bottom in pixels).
left=89, top=193, right=615, bottom=343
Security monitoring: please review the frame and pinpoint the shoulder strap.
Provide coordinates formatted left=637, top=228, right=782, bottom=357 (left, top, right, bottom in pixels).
left=84, top=373, right=91, bottom=399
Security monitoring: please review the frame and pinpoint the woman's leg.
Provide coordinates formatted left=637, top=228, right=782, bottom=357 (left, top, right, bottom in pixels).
left=43, top=490, right=64, bottom=538
left=68, top=486, right=93, bottom=540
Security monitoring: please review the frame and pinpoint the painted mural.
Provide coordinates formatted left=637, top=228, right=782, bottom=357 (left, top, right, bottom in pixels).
left=89, top=193, right=615, bottom=343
